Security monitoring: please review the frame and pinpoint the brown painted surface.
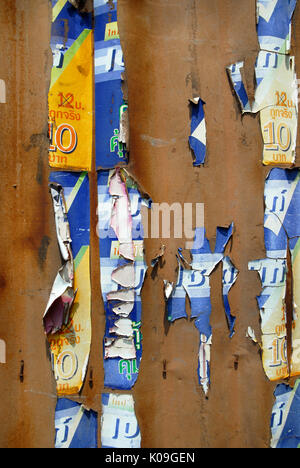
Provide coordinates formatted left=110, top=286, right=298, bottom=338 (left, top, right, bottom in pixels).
left=0, top=0, right=299, bottom=448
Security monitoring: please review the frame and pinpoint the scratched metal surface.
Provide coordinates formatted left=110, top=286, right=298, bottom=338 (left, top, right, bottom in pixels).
left=0, top=0, right=300, bottom=448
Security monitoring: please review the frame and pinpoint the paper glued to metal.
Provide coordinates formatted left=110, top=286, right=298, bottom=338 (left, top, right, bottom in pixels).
left=94, top=0, right=128, bottom=169
left=166, top=224, right=238, bottom=395
left=48, top=171, right=91, bottom=396
left=249, top=168, right=300, bottom=381
left=101, top=393, right=141, bottom=448
left=97, top=168, right=150, bottom=390
left=49, top=0, right=93, bottom=171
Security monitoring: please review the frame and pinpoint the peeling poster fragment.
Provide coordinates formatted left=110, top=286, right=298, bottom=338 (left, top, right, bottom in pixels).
left=44, top=183, right=75, bottom=335
left=249, top=168, right=300, bottom=380
left=257, top=0, right=297, bottom=54
left=94, top=0, right=128, bottom=169
left=55, top=398, right=97, bottom=448
left=97, top=169, right=150, bottom=390
left=151, top=244, right=166, bottom=268
left=222, top=256, right=238, bottom=338
left=227, top=0, right=298, bottom=166
left=101, top=393, right=141, bottom=448
left=189, top=98, right=207, bottom=166
left=270, top=379, right=300, bottom=448
left=48, top=172, right=91, bottom=396
left=166, top=223, right=237, bottom=394
left=49, top=1, right=93, bottom=171
left=249, top=257, right=288, bottom=380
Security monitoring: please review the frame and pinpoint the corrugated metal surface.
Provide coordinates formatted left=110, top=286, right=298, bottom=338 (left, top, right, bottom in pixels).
left=0, top=0, right=299, bottom=448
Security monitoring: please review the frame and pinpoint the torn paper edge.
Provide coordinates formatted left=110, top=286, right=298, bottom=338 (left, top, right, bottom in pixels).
left=247, top=168, right=300, bottom=381
left=246, top=326, right=258, bottom=344
left=151, top=244, right=166, bottom=268
left=248, top=257, right=288, bottom=381
left=44, top=183, right=76, bottom=335
left=189, top=97, right=207, bottom=166
left=99, top=168, right=151, bottom=389
left=165, top=223, right=235, bottom=395
left=94, top=0, right=129, bottom=169
left=222, top=256, right=239, bottom=338
left=227, top=1, right=298, bottom=166
left=101, top=393, right=141, bottom=448
left=55, top=398, right=98, bottom=448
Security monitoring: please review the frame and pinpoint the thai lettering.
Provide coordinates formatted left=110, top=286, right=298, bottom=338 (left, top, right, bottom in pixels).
left=110, top=128, right=125, bottom=158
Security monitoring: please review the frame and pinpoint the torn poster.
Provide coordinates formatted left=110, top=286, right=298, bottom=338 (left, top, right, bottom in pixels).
left=97, top=169, right=150, bottom=390
left=227, top=0, right=298, bottom=166
left=68, top=0, right=90, bottom=11
left=101, top=393, right=141, bottom=448
left=249, top=258, right=288, bottom=380
left=94, top=0, right=128, bottom=169
left=270, top=379, right=300, bottom=448
left=189, top=98, right=207, bottom=166
left=48, top=172, right=91, bottom=396
left=44, top=183, right=75, bottom=335
left=49, top=0, right=93, bottom=171
left=222, top=256, right=238, bottom=338
left=55, top=398, right=97, bottom=448
left=249, top=168, right=300, bottom=380
left=246, top=326, right=258, bottom=343
left=257, top=0, right=297, bottom=54
left=227, top=53, right=298, bottom=165
left=166, top=223, right=237, bottom=394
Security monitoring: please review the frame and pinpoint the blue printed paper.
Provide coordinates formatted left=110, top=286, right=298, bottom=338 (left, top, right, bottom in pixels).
left=227, top=1, right=298, bottom=166
left=101, top=393, right=141, bottom=448
left=271, top=380, right=300, bottom=448
left=55, top=398, right=97, bottom=448
left=166, top=224, right=235, bottom=394
left=249, top=169, right=300, bottom=381
left=94, top=0, right=128, bottom=169
left=47, top=172, right=92, bottom=396
left=97, top=169, right=149, bottom=390
left=189, top=98, right=207, bottom=166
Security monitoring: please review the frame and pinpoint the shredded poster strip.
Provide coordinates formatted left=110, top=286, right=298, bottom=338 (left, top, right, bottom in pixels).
left=166, top=224, right=237, bottom=394
left=249, top=168, right=300, bottom=381
left=97, top=169, right=150, bottom=390
left=94, top=0, right=128, bottom=169
left=44, top=183, right=76, bottom=335
left=189, top=98, right=207, bottom=166
left=49, top=0, right=93, bottom=171
left=55, top=398, right=97, bottom=448
left=48, top=171, right=91, bottom=396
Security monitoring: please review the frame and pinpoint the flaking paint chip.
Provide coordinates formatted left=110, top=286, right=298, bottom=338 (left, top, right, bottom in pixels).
left=0, top=339, right=5, bottom=364
left=0, top=79, right=6, bottom=104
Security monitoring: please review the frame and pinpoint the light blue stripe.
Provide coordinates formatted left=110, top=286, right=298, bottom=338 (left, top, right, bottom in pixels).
left=95, top=1, right=117, bottom=17
left=95, top=70, right=122, bottom=83
left=95, top=38, right=120, bottom=53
